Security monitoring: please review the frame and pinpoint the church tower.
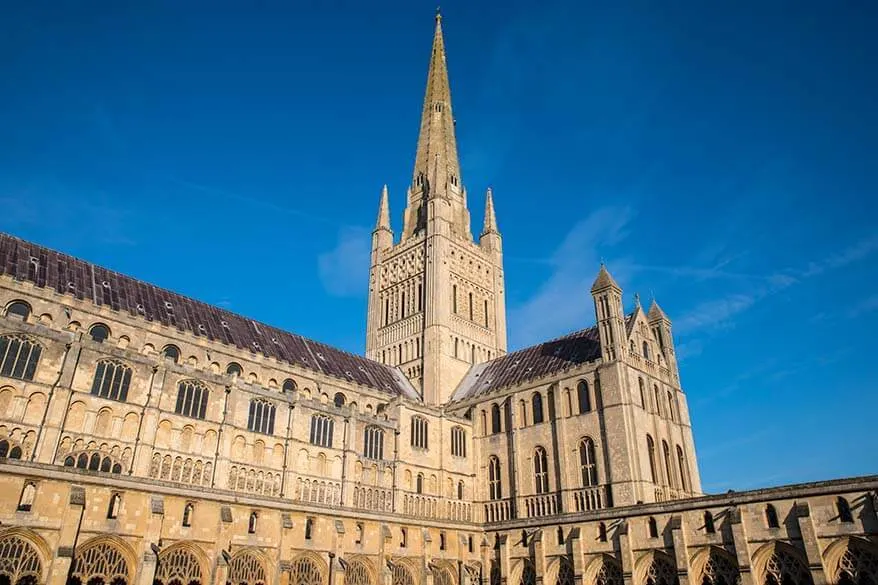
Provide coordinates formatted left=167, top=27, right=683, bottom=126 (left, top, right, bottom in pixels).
left=365, top=13, right=508, bottom=404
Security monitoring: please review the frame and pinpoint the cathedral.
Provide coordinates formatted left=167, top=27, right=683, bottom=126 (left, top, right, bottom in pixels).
left=0, top=12, right=875, bottom=585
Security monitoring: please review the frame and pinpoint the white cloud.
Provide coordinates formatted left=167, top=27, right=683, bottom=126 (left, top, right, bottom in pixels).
left=508, top=206, right=634, bottom=348
left=317, top=227, right=370, bottom=297
left=674, top=294, right=756, bottom=335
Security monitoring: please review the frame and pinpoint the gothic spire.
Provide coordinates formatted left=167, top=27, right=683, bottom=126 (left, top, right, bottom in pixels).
left=375, top=184, right=391, bottom=232
left=481, top=188, right=499, bottom=236
left=411, top=10, right=461, bottom=198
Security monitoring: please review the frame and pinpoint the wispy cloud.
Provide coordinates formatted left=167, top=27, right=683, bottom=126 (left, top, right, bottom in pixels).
left=317, top=227, right=370, bottom=297
left=675, top=234, right=878, bottom=336
left=508, top=205, right=634, bottom=347
left=847, top=294, right=878, bottom=318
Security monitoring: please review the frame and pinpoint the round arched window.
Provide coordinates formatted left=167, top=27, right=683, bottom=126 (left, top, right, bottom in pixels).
left=226, top=362, right=242, bottom=377
left=89, top=324, right=111, bottom=343
left=5, top=300, right=31, bottom=320
left=162, top=345, right=180, bottom=363
left=282, top=378, right=296, bottom=393
left=334, top=392, right=346, bottom=407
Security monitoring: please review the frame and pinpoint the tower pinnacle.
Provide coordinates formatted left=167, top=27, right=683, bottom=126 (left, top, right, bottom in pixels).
left=376, top=184, right=391, bottom=232
left=481, top=188, right=499, bottom=236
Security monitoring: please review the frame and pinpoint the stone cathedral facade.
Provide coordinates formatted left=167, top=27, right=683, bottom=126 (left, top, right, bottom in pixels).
left=0, top=13, right=876, bottom=585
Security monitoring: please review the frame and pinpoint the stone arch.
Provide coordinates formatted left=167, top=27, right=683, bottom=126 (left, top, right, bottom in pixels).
left=289, top=552, right=327, bottom=585
left=155, top=542, right=208, bottom=585
left=546, top=557, right=574, bottom=585
left=390, top=560, right=418, bottom=585
left=509, top=559, right=537, bottom=585
left=227, top=548, right=268, bottom=585
left=344, top=556, right=376, bottom=585
left=823, top=536, right=878, bottom=585
left=751, top=542, right=813, bottom=585
left=0, top=526, right=51, bottom=585
left=431, top=562, right=457, bottom=585
left=690, top=547, right=741, bottom=585
left=22, top=393, right=45, bottom=425
left=634, top=550, right=678, bottom=585
left=584, top=555, right=623, bottom=585
left=70, top=535, right=137, bottom=585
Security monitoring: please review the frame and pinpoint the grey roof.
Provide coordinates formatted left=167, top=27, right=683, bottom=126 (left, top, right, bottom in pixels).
left=0, top=232, right=419, bottom=399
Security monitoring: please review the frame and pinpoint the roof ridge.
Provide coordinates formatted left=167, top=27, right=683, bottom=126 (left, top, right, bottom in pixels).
left=0, top=231, right=413, bottom=397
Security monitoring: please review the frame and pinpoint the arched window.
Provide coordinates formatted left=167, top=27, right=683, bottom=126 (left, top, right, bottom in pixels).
left=107, top=492, right=122, bottom=519
left=175, top=380, right=209, bottom=420
left=451, top=426, right=466, bottom=457
left=333, top=392, right=346, bottom=407
left=452, top=285, right=458, bottom=313
left=290, top=555, right=324, bottom=585
left=0, top=334, right=42, bottom=381
left=598, top=522, right=608, bottom=542
left=5, top=300, right=31, bottom=320
left=248, top=511, right=258, bottom=533
left=646, top=435, right=658, bottom=483
left=17, top=482, right=36, bottom=512
left=71, top=539, right=130, bottom=585
left=491, top=403, right=501, bottom=434
left=761, top=545, right=813, bottom=585
left=309, top=414, right=334, bottom=447
left=182, top=502, right=194, bottom=527
left=469, top=292, right=474, bottom=320
left=457, top=480, right=464, bottom=500
left=400, top=528, right=408, bottom=548
left=639, top=377, right=647, bottom=409
left=532, top=393, right=544, bottom=424
left=0, top=532, right=43, bottom=584
left=411, top=416, right=428, bottom=449
left=765, top=504, right=780, bottom=528
left=88, top=323, right=111, bottom=343
left=488, top=456, right=502, bottom=500
left=662, top=440, right=675, bottom=487
left=648, top=516, right=659, bottom=538
left=837, top=497, right=854, bottom=523
left=364, top=425, right=384, bottom=460
left=226, top=362, right=242, bottom=377
left=247, top=399, right=276, bottom=434
left=161, top=345, right=180, bottom=363
left=282, top=378, right=297, bottom=393
left=416, top=473, right=424, bottom=494
left=667, top=391, right=676, bottom=422
left=228, top=550, right=267, bottom=585
left=155, top=545, right=204, bottom=585
left=533, top=447, right=549, bottom=494
left=642, top=341, right=650, bottom=360
left=704, top=511, right=715, bottom=533
left=557, top=557, right=574, bottom=585
left=577, top=380, right=591, bottom=413
left=579, top=437, right=598, bottom=486
left=521, top=559, right=537, bottom=585
left=654, top=385, right=663, bottom=417
left=90, top=359, right=133, bottom=402
left=676, top=446, right=689, bottom=492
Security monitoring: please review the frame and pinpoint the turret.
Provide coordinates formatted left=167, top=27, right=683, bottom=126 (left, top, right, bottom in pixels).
left=647, top=300, right=678, bottom=374
left=372, top=185, right=393, bottom=259
left=591, top=264, right=625, bottom=362
left=479, top=188, right=501, bottom=254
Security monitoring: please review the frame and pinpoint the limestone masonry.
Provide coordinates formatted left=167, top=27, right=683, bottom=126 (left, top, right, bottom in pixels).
left=0, top=12, right=875, bottom=585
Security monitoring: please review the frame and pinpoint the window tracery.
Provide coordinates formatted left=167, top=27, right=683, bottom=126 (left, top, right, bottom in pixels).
left=699, top=549, right=740, bottom=585
left=227, top=550, right=267, bottom=585
left=0, top=533, right=42, bottom=585
left=596, top=559, right=623, bottom=585
left=643, top=554, right=677, bottom=585
left=762, top=547, right=812, bottom=585
left=345, top=559, right=373, bottom=585
left=433, top=566, right=455, bottom=585
left=149, top=453, right=212, bottom=487
left=90, top=360, right=132, bottom=402
left=70, top=540, right=130, bottom=585
left=155, top=547, right=203, bottom=585
left=834, top=538, right=878, bottom=585
left=392, top=564, right=415, bottom=585
left=0, top=335, right=42, bottom=381
left=520, top=560, right=536, bottom=585
left=557, top=558, right=574, bottom=585
left=289, top=557, right=325, bottom=585
left=175, top=380, right=209, bottom=420
left=63, top=450, right=124, bottom=474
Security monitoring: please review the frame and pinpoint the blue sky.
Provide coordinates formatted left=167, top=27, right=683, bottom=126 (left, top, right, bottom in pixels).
left=2, top=2, right=876, bottom=492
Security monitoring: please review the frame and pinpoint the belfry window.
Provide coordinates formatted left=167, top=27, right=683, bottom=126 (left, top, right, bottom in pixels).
left=491, top=404, right=501, bottom=434
left=579, top=438, right=598, bottom=486
left=532, top=393, right=544, bottom=424
left=364, top=425, right=385, bottom=460
left=161, top=345, right=180, bottom=363
left=642, top=341, right=650, bottom=360
left=577, top=380, right=591, bottom=414
left=451, top=426, right=466, bottom=457
left=282, top=378, right=297, bottom=393
left=646, top=435, right=658, bottom=483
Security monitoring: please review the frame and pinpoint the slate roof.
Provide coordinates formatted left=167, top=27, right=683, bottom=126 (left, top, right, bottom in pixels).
left=450, top=313, right=637, bottom=402
left=0, top=232, right=418, bottom=399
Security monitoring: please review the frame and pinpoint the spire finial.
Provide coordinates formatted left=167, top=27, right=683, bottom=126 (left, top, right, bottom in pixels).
left=376, top=184, right=391, bottom=232
left=436, top=6, right=441, bottom=23
left=634, top=292, right=641, bottom=308
left=481, top=187, right=499, bottom=237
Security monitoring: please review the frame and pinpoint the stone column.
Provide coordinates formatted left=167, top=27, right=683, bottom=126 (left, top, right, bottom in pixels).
left=48, top=485, right=85, bottom=585
left=617, top=521, right=634, bottom=585
left=729, top=507, right=754, bottom=585
left=669, top=516, right=690, bottom=585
